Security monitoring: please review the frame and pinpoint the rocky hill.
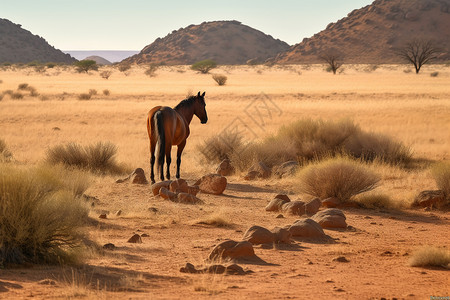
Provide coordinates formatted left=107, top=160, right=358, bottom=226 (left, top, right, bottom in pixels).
left=0, top=18, right=75, bottom=64
left=85, top=55, right=112, bottom=65
left=123, top=20, right=290, bottom=65
left=274, top=0, right=450, bottom=64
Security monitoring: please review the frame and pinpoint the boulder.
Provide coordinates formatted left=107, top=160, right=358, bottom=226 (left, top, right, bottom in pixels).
left=151, top=180, right=172, bottom=196
left=127, top=234, right=142, bottom=243
left=265, top=195, right=291, bottom=211
left=187, top=185, right=200, bottom=196
left=177, top=192, right=202, bottom=204
left=208, top=240, right=255, bottom=261
left=180, top=263, right=247, bottom=275
left=271, top=227, right=291, bottom=243
left=305, top=197, right=322, bottom=215
left=249, top=161, right=271, bottom=179
left=159, top=187, right=177, bottom=200
left=244, top=170, right=259, bottom=181
left=413, top=190, right=446, bottom=209
left=195, top=174, right=227, bottom=195
left=216, top=159, right=235, bottom=176
left=322, top=197, right=340, bottom=208
left=311, top=208, right=347, bottom=229
left=289, top=219, right=326, bottom=238
left=273, top=161, right=299, bottom=178
left=131, top=168, right=148, bottom=184
left=242, top=225, right=275, bottom=244
left=169, top=179, right=189, bottom=193
left=282, top=201, right=306, bottom=215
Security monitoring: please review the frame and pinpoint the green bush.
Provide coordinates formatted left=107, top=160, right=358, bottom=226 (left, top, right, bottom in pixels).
left=74, top=60, right=98, bottom=73
left=191, top=59, right=217, bottom=74
left=0, top=164, right=90, bottom=266
left=297, top=157, right=380, bottom=202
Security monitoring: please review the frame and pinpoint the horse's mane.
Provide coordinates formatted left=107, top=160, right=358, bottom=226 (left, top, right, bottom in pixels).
left=174, top=95, right=197, bottom=110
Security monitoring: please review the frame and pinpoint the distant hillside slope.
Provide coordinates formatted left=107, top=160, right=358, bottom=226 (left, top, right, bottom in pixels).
left=0, top=18, right=75, bottom=64
left=85, top=55, right=112, bottom=65
left=123, top=20, right=290, bottom=65
left=274, top=0, right=450, bottom=64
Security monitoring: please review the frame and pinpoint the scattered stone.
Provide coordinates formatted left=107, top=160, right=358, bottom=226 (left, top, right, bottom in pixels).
left=249, top=161, right=271, bottom=179
left=216, top=159, right=235, bottom=176
left=322, top=197, right=340, bottom=208
left=127, top=234, right=142, bottom=243
left=148, top=207, right=158, bottom=213
left=272, top=161, right=299, bottom=178
left=244, top=170, right=260, bottom=181
left=131, top=168, right=148, bottom=184
left=180, top=262, right=197, bottom=273
left=177, top=192, right=202, bottom=204
left=99, top=214, right=107, bottom=219
left=305, top=197, right=321, bottom=215
left=151, top=180, right=172, bottom=196
left=38, top=279, right=56, bottom=285
left=180, top=263, right=247, bottom=275
left=311, top=208, right=347, bottom=229
left=265, top=195, right=290, bottom=212
left=333, top=256, right=349, bottom=263
left=224, top=264, right=247, bottom=275
left=413, top=190, right=446, bottom=209
left=187, top=185, right=200, bottom=196
left=141, top=233, right=149, bottom=237
left=103, top=243, right=116, bottom=250
left=271, top=227, right=291, bottom=244
left=276, top=214, right=285, bottom=218
left=274, top=194, right=291, bottom=202
left=195, top=173, right=227, bottom=195
left=208, top=240, right=255, bottom=261
left=289, top=219, right=326, bottom=238
left=115, top=210, right=122, bottom=216
left=159, top=187, right=177, bottom=200
left=242, top=225, right=275, bottom=245
left=169, top=179, right=189, bottom=193
left=282, top=201, right=306, bottom=215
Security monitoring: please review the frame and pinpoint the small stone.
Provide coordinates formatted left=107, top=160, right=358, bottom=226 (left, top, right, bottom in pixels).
left=289, top=219, right=326, bottom=238
left=282, top=201, right=306, bottom=215
left=38, top=279, right=56, bottom=285
left=148, top=207, right=158, bottom=212
left=216, top=159, right=235, bottom=176
left=208, top=240, right=255, bottom=261
left=131, top=168, right=148, bottom=184
left=151, top=180, right=172, bottom=196
left=177, top=192, right=202, bottom=204
left=115, top=210, right=122, bottom=216
left=141, top=233, right=149, bottom=237
left=103, top=243, right=116, bottom=250
left=333, top=256, right=349, bottom=263
left=276, top=214, right=284, bottom=218
left=266, top=196, right=290, bottom=212
left=187, top=185, right=200, bottom=196
left=271, top=227, right=291, bottom=244
left=159, top=187, right=177, bottom=200
left=305, top=197, right=321, bottom=215
left=99, top=214, right=107, bottom=219
left=127, top=234, right=142, bottom=243
left=311, top=208, right=347, bottom=229
left=322, top=197, right=340, bottom=208
left=242, top=225, right=275, bottom=245
left=195, top=174, right=227, bottom=195
left=169, top=179, right=189, bottom=193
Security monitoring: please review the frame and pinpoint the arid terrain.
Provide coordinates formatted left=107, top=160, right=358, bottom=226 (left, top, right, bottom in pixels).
left=0, top=64, right=449, bottom=299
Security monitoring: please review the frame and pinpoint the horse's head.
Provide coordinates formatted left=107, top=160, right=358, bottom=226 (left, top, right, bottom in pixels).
left=194, top=91, right=208, bottom=124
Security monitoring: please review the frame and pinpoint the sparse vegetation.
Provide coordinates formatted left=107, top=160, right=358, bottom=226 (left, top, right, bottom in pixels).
left=10, top=92, right=24, bottom=100
left=103, top=89, right=110, bottom=96
left=0, top=163, right=90, bottom=266
left=88, top=89, right=97, bottom=96
left=197, top=130, right=244, bottom=164
left=297, top=157, right=380, bottom=202
left=74, top=60, right=98, bottom=73
left=431, top=162, right=450, bottom=201
left=354, top=192, right=402, bottom=210
left=78, top=93, right=91, bottom=100
left=191, top=59, right=217, bottom=74
left=46, top=141, right=128, bottom=175
left=195, top=212, right=233, bottom=228
left=212, top=74, right=227, bottom=86
left=0, top=139, right=13, bottom=162
left=409, top=246, right=450, bottom=268
left=430, top=71, right=439, bottom=77
left=100, top=70, right=112, bottom=79
left=319, top=50, right=343, bottom=74
left=118, top=63, right=131, bottom=74
left=396, top=39, right=439, bottom=74
left=144, top=64, right=159, bottom=77
left=17, top=83, right=29, bottom=90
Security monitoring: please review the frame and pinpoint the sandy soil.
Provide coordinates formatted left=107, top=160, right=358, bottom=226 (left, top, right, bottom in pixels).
left=0, top=64, right=449, bottom=299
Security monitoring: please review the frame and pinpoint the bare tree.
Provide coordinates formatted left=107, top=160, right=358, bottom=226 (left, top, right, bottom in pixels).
left=319, top=51, right=343, bottom=75
left=397, top=39, right=439, bottom=74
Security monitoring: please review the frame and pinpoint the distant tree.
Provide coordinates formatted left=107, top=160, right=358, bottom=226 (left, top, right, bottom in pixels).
left=212, top=74, right=227, bottom=86
left=100, top=70, right=112, bottom=79
left=396, top=39, right=439, bottom=74
left=74, top=60, right=98, bottom=73
left=191, top=59, right=217, bottom=74
left=319, top=51, right=343, bottom=75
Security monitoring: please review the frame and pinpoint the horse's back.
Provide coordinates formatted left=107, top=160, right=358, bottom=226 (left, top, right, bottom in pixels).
left=147, top=106, right=187, bottom=145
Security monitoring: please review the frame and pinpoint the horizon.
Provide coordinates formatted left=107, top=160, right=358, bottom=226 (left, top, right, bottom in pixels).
left=2, top=0, right=374, bottom=51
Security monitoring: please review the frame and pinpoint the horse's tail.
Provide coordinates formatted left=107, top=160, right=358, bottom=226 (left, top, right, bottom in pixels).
left=153, top=110, right=165, bottom=175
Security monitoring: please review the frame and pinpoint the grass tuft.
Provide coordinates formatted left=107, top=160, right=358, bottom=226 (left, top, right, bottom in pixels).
left=431, top=162, right=450, bottom=201
left=409, top=246, right=450, bottom=268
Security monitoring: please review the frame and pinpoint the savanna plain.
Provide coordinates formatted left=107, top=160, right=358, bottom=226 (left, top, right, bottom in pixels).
left=0, top=64, right=449, bottom=299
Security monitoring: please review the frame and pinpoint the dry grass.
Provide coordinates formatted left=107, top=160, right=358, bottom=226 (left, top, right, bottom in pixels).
left=212, top=74, right=227, bottom=86
left=431, top=162, right=450, bottom=199
left=297, top=156, right=380, bottom=202
left=0, top=138, right=13, bottom=162
left=194, top=211, right=234, bottom=228
left=409, top=246, right=450, bottom=268
left=353, top=192, right=404, bottom=209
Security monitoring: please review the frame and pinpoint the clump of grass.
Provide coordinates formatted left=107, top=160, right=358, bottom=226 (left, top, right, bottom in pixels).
left=103, top=89, right=110, bottom=96
left=78, top=93, right=91, bottom=100
left=10, top=92, right=24, bottom=100
left=431, top=162, right=450, bottom=201
left=0, top=163, right=91, bottom=266
left=0, top=139, right=13, bottom=162
left=297, top=156, right=380, bottom=202
left=430, top=71, right=439, bottom=77
left=100, top=70, right=112, bottom=79
left=17, top=83, right=29, bottom=90
left=354, top=192, right=402, bottom=209
left=212, top=74, right=227, bottom=86
left=88, top=89, right=97, bottom=96
left=46, top=141, right=128, bottom=175
left=195, top=212, right=233, bottom=228
left=197, top=130, right=244, bottom=164
left=409, top=246, right=450, bottom=268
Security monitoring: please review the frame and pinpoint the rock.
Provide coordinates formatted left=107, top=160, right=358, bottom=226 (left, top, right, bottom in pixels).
left=38, top=279, right=56, bottom=285
left=276, top=214, right=284, bottom=218
left=333, top=256, right=349, bottom=263
left=311, top=208, right=347, bottom=229
left=187, top=185, right=200, bottom=196
left=151, top=180, right=172, bottom=196
left=141, top=233, right=149, bottom=237
left=282, top=201, right=306, bottom=215
left=271, top=227, right=291, bottom=243
left=265, top=195, right=291, bottom=212
left=305, top=197, right=322, bottom=215
left=127, top=234, right=142, bottom=243
left=99, top=214, right=107, bottom=219
left=206, top=264, right=226, bottom=274
left=169, top=179, right=189, bottom=193
left=413, top=190, right=446, bottom=209
left=216, top=159, right=235, bottom=176
left=242, top=225, right=275, bottom=244
left=115, top=210, right=122, bottom=216
left=224, top=264, right=247, bottom=275
left=103, top=243, right=116, bottom=250
left=322, top=197, right=340, bottom=208
left=177, top=192, right=202, bottom=204
left=131, top=168, right=148, bottom=184
left=180, top=262, right=198, bottom=273
left=288, top=219, right=326, bottom=238
left=208, top=240, right=255, bottom=261
left=244, top=170, right=259, bottom=181
left=148, top=207, right=158, bottom=213
left=273, top=161, right=299, bottom=178
left=195, top=174, right=227, bottom=195
left=159, top=187, right=177, bottom=200
left=249, top=161, right=271, bottom=179
left=180, top=262, right=247, bottom=275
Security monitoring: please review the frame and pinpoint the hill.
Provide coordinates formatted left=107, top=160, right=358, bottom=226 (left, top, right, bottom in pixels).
left=0, top=18, right=75, bottom=64
left=85, top=55, right=112, bottom=65
left=274, top=0, right=450, bottom=64
left=123, top=20, right=289, bottom=65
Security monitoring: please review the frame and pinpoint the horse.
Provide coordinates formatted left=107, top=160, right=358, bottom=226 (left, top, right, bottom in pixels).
left=147, top=91, right=208, bottom=183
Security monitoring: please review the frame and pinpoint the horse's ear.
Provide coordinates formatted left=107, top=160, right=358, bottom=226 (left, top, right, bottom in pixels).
left=197, top=91, right=200, bottom=97
left=201, top=91, right=205, bottom=97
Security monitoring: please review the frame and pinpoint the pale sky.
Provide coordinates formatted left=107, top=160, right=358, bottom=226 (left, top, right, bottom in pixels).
left=1, top=0, right=374, bottom=50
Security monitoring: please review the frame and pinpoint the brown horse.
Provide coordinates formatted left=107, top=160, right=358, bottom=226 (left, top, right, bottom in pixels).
left=147, top=91, right=208, bottom=183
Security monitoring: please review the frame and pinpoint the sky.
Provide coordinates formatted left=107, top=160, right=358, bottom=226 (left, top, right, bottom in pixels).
left=1, top=0, right=374, bottom=50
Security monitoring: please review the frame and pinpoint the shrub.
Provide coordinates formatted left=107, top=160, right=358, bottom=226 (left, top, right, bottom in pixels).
left=118, top=63, right=131, bottom=72
left=103, top=89, right=110, bottom=96
left=144, top=64, right=159, bottom=77
left=0, top=163, right=90, bottom=266
left=191, top=59, right=217, bottom=74
left=74, top=60, right=98, bottom=73
left=46, top=141, right=127, bottom=175
left=354, top=193, right=401, bottom=209
left=46, top=63, right=56, bottom=69
left=0, top=139, right=13, bottom=162
left=78, top=93, right=91, bottom=100
left=100, top=70, right=112, bottom=79
left=17, top=83, right=29, bottom=90
left=297, top=157, right=380, bottom=202
left=409, top=246, right=450, bottom=268
left=212, top=74, right=227, bottom=86
left=88, top=89, right=97, bottom=96
left=11, top=92, right=24, bottom=100
left=197, top=130, right=244, bottom=164
left=431, top=162, right=450, bottom=200
left=430, top=71, right=439, bottom=77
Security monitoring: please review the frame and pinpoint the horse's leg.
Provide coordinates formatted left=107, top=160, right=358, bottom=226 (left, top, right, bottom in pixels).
left=149, top=138, right=156, bottom=184
left=165, top=145, right=172, bottom=180
left=176, top=141, right=186, bottom=179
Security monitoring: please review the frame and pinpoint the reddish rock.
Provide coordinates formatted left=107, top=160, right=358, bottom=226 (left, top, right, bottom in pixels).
left=169, top=179, right=189, bottom=193
left=177, top=192, right=202, bottom=204
left=413, top=190, right=446, bottom=209
left=208, top=240, right=255, bottom=261
left=271, top=227, right=292, bottom=243
left=127, top=234, right=142, bottom=243
left=282, top=201, right=306, bottom=215
left=322, top=197, right=341, bottom=208
left=216, top=159, right=235, bottom=176
left=305, top=197, right=322, bottom=215
left=187, top=185, right=200, bottom=196
left=265, top=195, right=290, bottom=212
left=131, top=168, right=148, bottom=184
left=99, top=214, right=107, bottom=219
left=244, top=170, right=259, bottom=181
left=289, top=219, right=326, bottom=238
left=242, top=225, right=275, bottom=245
left=159, top=187, right=177, bottom=200
left=196, top=174, right=227, bottom=195
left=249, top=161, right=271, bottom=179
left=312, top=208, right=347, bottom=229
left=151, top=180, right=172, bottom=196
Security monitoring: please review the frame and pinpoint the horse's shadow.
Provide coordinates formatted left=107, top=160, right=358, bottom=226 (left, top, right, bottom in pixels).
left=225, top=183, right=276, bottom=194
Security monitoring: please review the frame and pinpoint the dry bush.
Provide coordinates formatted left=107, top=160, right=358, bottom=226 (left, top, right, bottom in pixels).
left=297, top=157, right=380, bottom=202
left=195, top=212, right=233, bottom=228
left=197, top=131, right=244, bottom=164
left=0, top=139, right=13, bottom=162
left=430, top=71, right=439, bottom=77
left=144, top=64, right=159, bottom=77
left=212, top=74, right=227, bottom=86
left=409, top=246, right=450, bottom=268
left=431, top=162, right=450, bottom=200
left=103, top=89, right=110, bottom=96
left=0, top=163, right=90, bottom=266
left=354, top=192, right=402, bottom=209
left=100, top=70, right=112, bottom=79
left=88, top=89, right=97, bottom=96
left=78, top=93, right=91, bottom=100
left=11, top=92, right=24, bottom=100
left=46, top=141, right=127, bottom=175
left=118, top=63, right=131, bottom=73
left=17, top=83, right=29, bottom=90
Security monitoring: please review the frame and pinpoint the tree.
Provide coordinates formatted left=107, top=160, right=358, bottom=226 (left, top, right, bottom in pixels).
left=74, top=60, right=98, bottom=73
left=397, top=39, right=439, bottom=74
left=191, top=59, right=217, bottom=74
left=319, top=51, right=343, bottom=75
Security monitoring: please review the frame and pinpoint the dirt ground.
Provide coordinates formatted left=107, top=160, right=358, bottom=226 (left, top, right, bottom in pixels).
left=0, top=64, right=449, bottom=299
